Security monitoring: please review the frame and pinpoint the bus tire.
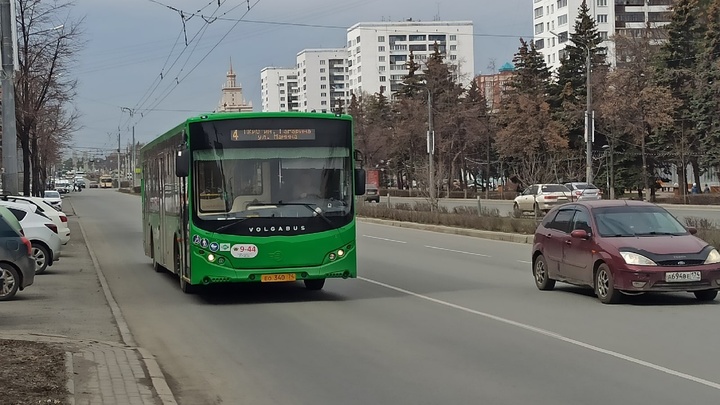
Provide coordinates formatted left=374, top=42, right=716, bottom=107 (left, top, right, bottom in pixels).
left=175, top=243, right=196, bottom=294
left=304, top=279, right=325, bottom=291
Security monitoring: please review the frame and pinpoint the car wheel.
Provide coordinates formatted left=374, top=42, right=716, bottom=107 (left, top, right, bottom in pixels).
left=533, top=254, right=556, bottom=291
left=304, top=279, right=325, bottom=291
left=32, top=243, right=50, bottom=274
left=150, top=234, right=163, bottom=273
left=0, top=264, right=20, bottom=301
left=693, top=290, right=718, bottom=302
left=595, top=263, right=621, bottom=304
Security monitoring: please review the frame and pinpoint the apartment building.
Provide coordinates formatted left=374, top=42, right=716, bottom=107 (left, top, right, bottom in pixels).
left=346, top=20, right=475, bottom=97
left=533, top=0, right=674, bottom=70
left=295, top=49, right=349, bottom=113
left=476, top=62, right=515, bottom=112
left=260, top=67, right=299, bottom=112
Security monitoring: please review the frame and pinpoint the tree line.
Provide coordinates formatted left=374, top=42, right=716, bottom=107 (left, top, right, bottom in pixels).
left=349, top=0, right=720, bottom=201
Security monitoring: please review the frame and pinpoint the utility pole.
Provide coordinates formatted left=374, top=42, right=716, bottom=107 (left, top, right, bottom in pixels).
left=1, top=0, right=18, bottom=195
left=117, top=131, right=121, bottom=190
left=427, top=88, right=435, bottom=210
left=121, top=107, right=135, bottom=188
left=585, top=46, right=593, bottom=184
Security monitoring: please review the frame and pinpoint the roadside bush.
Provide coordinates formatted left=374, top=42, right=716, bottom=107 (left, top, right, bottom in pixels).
left=357, top=204, right=538, bottom=234
left=685, top=216, right=720, bottom=248
left=655, top=194, right=720, bottom=205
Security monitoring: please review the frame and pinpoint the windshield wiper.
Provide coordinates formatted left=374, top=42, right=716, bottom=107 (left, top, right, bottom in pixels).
left=215, top=217, right=250, bottom=233
left=635, top=231, right=683, bottom=236
left=274, top=202, right=334, bottom=226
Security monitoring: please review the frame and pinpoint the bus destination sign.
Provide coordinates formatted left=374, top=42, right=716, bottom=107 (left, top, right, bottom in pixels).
left=231, top=129, right=316, bottom=141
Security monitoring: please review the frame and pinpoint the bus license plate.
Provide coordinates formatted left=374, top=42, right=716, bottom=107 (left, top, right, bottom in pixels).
left=261, top=273, right=297, bottom=283
left=665, top=271, right=701, bottom=282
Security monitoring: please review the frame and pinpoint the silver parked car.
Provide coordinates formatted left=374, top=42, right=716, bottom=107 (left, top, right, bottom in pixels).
left=564, top=182, right=602, bottom=201
left=0, top=205, right=35, bottom=301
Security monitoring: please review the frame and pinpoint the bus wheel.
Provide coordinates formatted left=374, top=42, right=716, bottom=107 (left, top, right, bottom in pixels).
left=304, top=279, right=325, bottom=291
left=175, top=243, right=195, bottom=294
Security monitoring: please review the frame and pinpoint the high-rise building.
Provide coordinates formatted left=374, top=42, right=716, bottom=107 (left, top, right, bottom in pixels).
left=260, top=67, right=299, bottom=112
left=346, top=20, right=475, bottom=97
left=296, top=49, right=349, bottom=113
left=217, top=61, right=253, bottom=112
left=532, top=0, right=674, bottom=70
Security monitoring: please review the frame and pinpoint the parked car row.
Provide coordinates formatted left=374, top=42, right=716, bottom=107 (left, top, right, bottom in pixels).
left=0, top=194, right=71, bottom=300
left=513, top=182, right=601, bottom=216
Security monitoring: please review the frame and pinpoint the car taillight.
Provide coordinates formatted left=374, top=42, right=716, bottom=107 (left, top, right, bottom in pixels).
left=60, top=215, right=68, bottom=222
left=544, top=195, right=558, bottom=200
left=20, top=236, right=31, bottom=256
left=574, top=190, right=582, bottom=195
left=45, top=223, right=58, bottom=234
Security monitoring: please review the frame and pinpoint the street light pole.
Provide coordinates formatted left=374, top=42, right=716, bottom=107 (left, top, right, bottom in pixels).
left=121, top=107, right=135, bottom=188
left=427, top=88, right=435, bottom=209
left=1, top=0, right=18, bottom=195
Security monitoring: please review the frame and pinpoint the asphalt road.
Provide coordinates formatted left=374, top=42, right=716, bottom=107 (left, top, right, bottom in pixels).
left=378, top=196, right=720, bottom=224
left=71, top=189, right=720, bottom=405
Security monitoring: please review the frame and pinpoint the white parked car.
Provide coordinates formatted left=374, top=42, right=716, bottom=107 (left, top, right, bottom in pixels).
left=0, top=201, right=61, bottom=274
left=513, top=184, right=572, bottom=216
left=43, top=190, right=63, bottom=210
left=2, top=196, right=70, bottom=245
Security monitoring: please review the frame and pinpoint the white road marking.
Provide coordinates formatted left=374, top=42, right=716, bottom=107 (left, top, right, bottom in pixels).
left=517, top=260, right=533, bottom=264
left=424, top=245, right=491, bottom=257
left=358, top=276, right=720, bottom=392
left=363, top=235, right=407, bottom=244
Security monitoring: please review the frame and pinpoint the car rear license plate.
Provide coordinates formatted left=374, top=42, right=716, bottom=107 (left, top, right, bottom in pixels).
left=665, top=271, right=702, bottom=282
left=260, top=273, right=296, bottom=283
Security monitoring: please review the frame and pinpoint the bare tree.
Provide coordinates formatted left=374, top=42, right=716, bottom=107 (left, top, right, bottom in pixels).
left=15, top=0, right=83, bottom=195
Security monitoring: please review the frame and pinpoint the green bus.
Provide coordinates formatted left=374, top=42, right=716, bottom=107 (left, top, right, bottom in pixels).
left=140, top=112, right=366, bottom=293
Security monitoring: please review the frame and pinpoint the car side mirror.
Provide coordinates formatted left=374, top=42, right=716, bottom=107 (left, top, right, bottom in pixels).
left=355, top=169, right=366, bottom=196
left=687, top=227, right=698, bottom=235
left=570, top=229, right=590, bottom=239
left=176, top=148, right=189, bottom=177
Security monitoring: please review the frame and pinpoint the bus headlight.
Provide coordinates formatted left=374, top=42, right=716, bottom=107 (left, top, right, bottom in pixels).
left=337, top=249, right=345, bottom=257
left=329, top=253, right=337, bottom=261
left=207, top=254, right=216, bottom=262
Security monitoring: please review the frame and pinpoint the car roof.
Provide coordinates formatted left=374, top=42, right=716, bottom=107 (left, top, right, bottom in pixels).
left=574, top=200, right=658, bottom=209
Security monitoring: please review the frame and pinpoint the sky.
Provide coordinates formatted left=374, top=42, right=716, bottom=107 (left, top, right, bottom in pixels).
left=70, top=0, right=530, bottom=158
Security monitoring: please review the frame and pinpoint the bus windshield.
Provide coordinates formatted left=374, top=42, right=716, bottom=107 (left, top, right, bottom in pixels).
left=193, top=147, right=352, bottom=219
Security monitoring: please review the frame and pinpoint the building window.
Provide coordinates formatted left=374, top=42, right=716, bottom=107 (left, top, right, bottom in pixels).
left=280, top=97, right=286, bottom=101
left=281, top=103, right=285, bottom=108
left=356, top=46, right=360, bottom=54
left=534, top=7, right=543, bottom=19
left=358, top=76, right=362, bottom=83
left=599, top=31, right=608, bottom=40
left=409, top=34, right=426, bottom=41
left=320, top=60, right=325, bottom=65
left=535, top=23, right=544, bottom=34
left=378, top=46, right=385, bottom=52
left=321, top=93, right=327, bottom=97
left=380, top=76, right=386, bottom=82
left=378, top=36, right=385, bottom=42
left=379, top=55, right=385, bottom=62
left=449, top=54, right=457, bottom=60
left=409, top=44, right=427, bottom=52
left=597, top=14, right=607, bottom=23
left=320, top=68, right=325, bottom=73
left=379, top=65, right=386, bottom=72
left=535, top=38, right=545, bottom=49
left=280, top=90, right=285, bottom=94
left=389, top=34, right=407, bottom=42
left=597, top=0, right=607, bottom=6
left=321, top=101, right=327, bottom=105
left=558, top=14, right=568, bottom=25
left=356, top=35, right=360, bottom=43
left=557, top=0, right=567, bottom=7
left=321, top=76, right=326, bottom=81
left=449, top=35, right=456, bottom=41
left=450, top=45, right=457, bottom=51
left=428, top=34, right=446, bottom=42
left=321, top=84, right=327, bottom=89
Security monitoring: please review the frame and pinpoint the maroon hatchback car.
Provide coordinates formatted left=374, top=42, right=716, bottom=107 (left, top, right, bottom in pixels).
left=531, top=200, right=720, bottom=304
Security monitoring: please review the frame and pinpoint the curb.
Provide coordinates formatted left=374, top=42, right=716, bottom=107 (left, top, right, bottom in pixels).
left=358, top=217, right=533, bottom=244
left=65, top=352, right=75, bottom=405
left=69, top=199, right=179, bottom=405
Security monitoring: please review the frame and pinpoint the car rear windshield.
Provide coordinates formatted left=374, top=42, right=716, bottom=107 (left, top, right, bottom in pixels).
left=45, top=191, right=60, bottom=198
left=572, top=183, right=598, bottom=190
left=541, top=185, right=569, bottom=193
left=593, top=206, right=688, bottom=237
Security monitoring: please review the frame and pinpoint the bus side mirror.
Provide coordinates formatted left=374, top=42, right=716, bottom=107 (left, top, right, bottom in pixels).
left=176, top=148, right=189, bottom=177
left=355, top=169, right=366, bottom=196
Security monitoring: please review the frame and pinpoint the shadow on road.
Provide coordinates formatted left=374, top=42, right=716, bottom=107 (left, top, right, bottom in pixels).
left=553, top=285, right=720, bottom=306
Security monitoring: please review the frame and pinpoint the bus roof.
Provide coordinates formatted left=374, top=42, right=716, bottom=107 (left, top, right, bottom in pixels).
left=140, top=111, right=353, bottom=154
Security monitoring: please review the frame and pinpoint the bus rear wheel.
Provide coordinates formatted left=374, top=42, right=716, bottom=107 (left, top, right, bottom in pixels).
left=304, top=279, right=325, bottom=291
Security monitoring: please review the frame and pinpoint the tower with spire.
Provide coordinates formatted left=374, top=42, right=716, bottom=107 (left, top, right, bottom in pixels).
left=217, top=59, right=253, bottom=112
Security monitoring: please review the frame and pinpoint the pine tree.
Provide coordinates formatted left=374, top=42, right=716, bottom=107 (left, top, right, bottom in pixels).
left=396, top=51, right=424, bottom=99
left=694, top=0, right=720, bottom=169
left=508, top=39, right=550, bottom=96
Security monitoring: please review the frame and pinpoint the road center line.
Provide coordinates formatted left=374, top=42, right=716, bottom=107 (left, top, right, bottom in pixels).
left=363, top=235, right=407, bottom=244
left=424, top=245, right=491, bottom=257
left=358, top=276, right=720, bottom=392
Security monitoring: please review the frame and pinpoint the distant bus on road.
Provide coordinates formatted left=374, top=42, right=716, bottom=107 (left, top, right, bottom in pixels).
left=99, top=175, right=113, bottom=188
left=139, top=112, right=366, bottom=293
